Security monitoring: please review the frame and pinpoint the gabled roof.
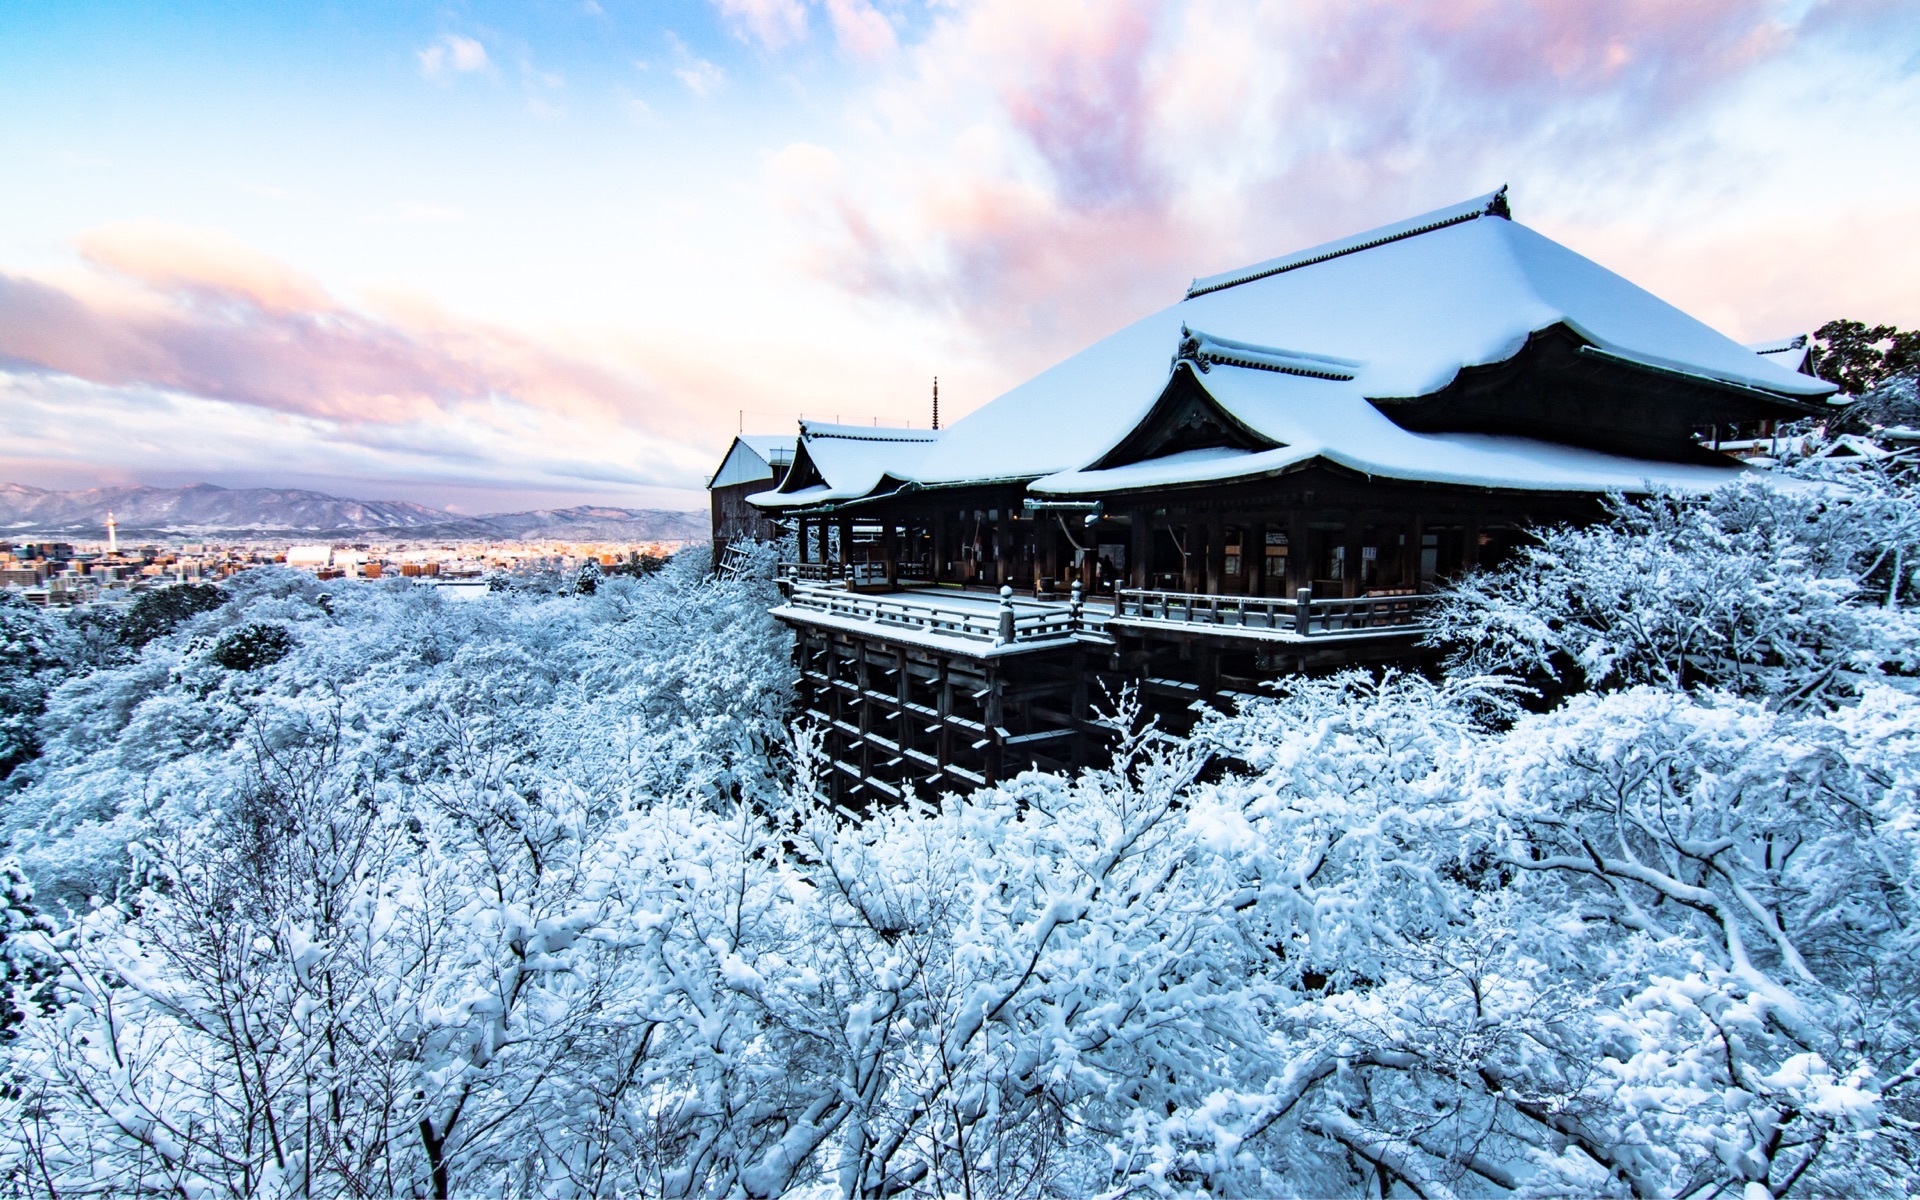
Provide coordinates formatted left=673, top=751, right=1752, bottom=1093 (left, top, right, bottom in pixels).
left=1746, top=334, right=1815, bottom=377
left=750, top=422, right=939, bottom=509
left=709, top=435, right=797, bottom=490
left=754, top=190, right=1838, bottom=508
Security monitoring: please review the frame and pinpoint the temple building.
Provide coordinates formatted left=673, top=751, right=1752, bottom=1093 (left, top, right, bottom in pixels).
left=714, top=189, right=1837, bottom=802
left=708, top=434, right=796, bottom=567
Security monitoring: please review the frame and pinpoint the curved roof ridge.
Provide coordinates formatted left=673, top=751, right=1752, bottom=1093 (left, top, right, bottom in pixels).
left=798, top=420, right=940, bottom=443
left=1186, top=186, right=1510, bottom=299
left=1176, top=326, right=1362, bottom=380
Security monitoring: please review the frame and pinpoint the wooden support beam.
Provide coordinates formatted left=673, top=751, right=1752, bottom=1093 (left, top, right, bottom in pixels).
left=896, top=647, right=911, bottom=762
left=1130, top=508, right=1150, bottom=591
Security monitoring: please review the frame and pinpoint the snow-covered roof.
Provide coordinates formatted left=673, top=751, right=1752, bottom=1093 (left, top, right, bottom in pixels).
left=1746, top=334, right=1814, bottom=377
left=1032, top=363, right=1758, bottom=496
left=750, top=422, right=940, bottom=507
left=710, top=435, right=798, bottom=490
left=755, top=190, right=1837, bottom=508
left=738, top=434, right=796, bottom=465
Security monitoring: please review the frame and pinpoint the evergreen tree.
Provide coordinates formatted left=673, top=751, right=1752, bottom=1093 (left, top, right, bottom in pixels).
left=1812, top=318, right=1920, bottom=395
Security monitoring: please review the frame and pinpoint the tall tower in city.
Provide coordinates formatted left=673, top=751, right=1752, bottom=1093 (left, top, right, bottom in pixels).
left=106, top=511, right=118, bottom=556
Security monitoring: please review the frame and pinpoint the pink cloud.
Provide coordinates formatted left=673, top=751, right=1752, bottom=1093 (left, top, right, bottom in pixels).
left=771, top=0, right=1898, bottom=367
left=822, top=0, right=896, bottom=61
left=0, top=223, right=662, bottom=428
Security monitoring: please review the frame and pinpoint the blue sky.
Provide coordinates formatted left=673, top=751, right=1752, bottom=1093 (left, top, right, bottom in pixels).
left=2, top=0, right=1917, bottom=513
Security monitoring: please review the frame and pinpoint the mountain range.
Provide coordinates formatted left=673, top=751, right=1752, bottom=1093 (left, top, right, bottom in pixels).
left=0, top=483, right=707, bottom=542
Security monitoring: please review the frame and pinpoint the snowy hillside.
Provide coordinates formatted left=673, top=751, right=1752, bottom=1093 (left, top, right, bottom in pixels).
left=0, top=482, right=704, bottom=541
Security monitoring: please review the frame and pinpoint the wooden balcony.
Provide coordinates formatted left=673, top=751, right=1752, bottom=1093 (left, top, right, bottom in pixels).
left=775, top=581, right=1095, bottom=656
left=1110, top=586, right=1435, bottom=640
left=773, top=576, right=1435, bottom=659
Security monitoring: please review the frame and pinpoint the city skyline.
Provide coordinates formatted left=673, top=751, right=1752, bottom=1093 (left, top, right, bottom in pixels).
left=3, top=0, right=1918, bottom=512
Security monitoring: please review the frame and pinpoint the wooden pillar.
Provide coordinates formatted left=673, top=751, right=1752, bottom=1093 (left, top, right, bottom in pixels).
left=934, top=516, right=948, bottom=584
left=856, top=643, right=873, bottom=789
left=1182, top=518, right=1201, bottom=593
left=816, top=519, right=830, bottom=566
left=994, top=509, right=1010, bottom=587
left=897, top=648, right=912, bottom=774
left=1289, top=511, right=1309, bottom=593
left=1205, top=512, right=1225, bottom=595
left=797, top=517, right=810, bottom=563
left=1411, top=513, right=1427, bottom=589
left=1130, top=509, right=1150, bottom=591
left=884, top=523, right=899, bottom=588
left=1248, top=519, right=1265, bottom=596
left=1041, top=519, right=1060, bottom=588
left=1344, top=517, right=1362, bottom=598
left=825, top=637, right=844, bottom=806
left=936, top=658, right=953, bottom=777
left=837, top=517, right=853, bottom=570
left=984, top=670, right=1005, bottom=786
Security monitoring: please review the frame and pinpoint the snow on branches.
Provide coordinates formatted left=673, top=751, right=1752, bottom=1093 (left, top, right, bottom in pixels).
left=2, top=474, right=1918, bottom=1197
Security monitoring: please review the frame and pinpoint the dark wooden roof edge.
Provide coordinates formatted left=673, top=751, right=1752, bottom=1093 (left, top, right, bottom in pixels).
left=1573, top=345, right=1830, bottom=415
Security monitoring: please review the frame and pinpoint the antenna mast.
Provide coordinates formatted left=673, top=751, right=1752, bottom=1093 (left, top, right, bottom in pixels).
left=932, top=376, right=939, bottom=431
left=106, top=511, right=118, bottom=556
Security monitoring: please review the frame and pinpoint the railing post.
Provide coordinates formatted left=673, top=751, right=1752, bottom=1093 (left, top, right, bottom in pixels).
left=996, top=584, right=1015, bottom=646
left=1070, top=578, right=1084, bottom=632
left=1295, top=586, right=1312, bottom=636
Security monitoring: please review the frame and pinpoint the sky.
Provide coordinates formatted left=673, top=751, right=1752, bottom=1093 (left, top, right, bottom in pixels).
left=1, top=0, right=1917, bottom=515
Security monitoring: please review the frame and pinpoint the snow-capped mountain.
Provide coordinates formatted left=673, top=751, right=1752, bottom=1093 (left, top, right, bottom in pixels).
left=0, top=483, right=704, bottom=541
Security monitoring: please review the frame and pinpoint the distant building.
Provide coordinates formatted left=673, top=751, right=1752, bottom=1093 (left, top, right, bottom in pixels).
left=707, top=434, right=796, bottom=565
left=1746, top=334, right=1818, bottom=379
left=286, top=545, right=332, bottom=570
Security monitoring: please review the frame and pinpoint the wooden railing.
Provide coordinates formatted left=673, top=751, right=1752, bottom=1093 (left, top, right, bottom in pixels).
left=780, top=561, right=841, bottom=583
left=785, top=582, right=1081, bottom=646
left=1114, top=587, right=1434, bottom=636
left=779, top=576, right=1433, bottom=645
left=778, top=560, right=935, bottom=585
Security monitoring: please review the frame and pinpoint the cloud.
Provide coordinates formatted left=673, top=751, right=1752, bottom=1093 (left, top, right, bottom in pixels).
left=0, top=225, right=777, bottom=506
left=764, top=0, right=1916, bottom=370
left=668, top=34, right=728, bottom=96
left=74, top=221, right=333, bottom=312
left=0, top=222, right=665, bottom=430
left=822, top=0, right=896, bottom=60
left=0, top=370, right=711, bottom=511
left=418, top=34, right=491, bottom=80
left=710, top=0, right=810, bottom=49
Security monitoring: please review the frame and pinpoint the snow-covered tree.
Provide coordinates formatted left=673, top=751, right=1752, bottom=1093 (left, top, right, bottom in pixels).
left=3, top=486, right=1918, bottom=1198
left=1431, top=480, right=1920, bottom=704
